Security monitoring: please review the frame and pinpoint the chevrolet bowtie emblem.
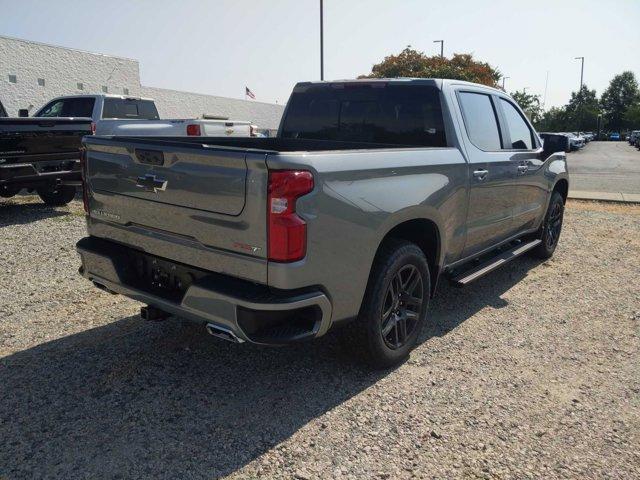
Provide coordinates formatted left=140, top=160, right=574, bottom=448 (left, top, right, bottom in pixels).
left=136, top=174, right=167, bottom=193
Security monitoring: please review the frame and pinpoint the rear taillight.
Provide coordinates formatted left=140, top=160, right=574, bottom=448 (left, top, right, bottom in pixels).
left=267, top=170, right=314, bottom=262
left=90, top=122, right=96, bottom=135
left=186, top=124, right=201, bottom=136
left=80, top=147, right=89, bottom=214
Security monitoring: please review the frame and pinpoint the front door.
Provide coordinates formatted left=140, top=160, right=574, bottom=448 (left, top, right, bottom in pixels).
left=496, top=97, right=548, bottom=233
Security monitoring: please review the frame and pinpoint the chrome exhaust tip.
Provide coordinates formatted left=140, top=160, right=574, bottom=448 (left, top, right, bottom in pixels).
left=205, top=323, right=244, bottom=344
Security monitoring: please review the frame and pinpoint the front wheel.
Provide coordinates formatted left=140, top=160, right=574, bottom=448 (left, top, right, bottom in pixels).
left=37, top=185, right=76, bottom=206
left=352, top=239, right=430, bottom=369
left=531, top=191, right=565, bottom=259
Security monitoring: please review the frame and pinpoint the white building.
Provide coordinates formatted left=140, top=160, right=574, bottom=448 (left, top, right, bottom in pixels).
left=0, top=35, right=284, bottom=129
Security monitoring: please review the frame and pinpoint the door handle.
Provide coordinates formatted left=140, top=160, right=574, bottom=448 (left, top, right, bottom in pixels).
left=473, top=169, right=489, bottom=180
left=517, top=165, right=529, bottom=174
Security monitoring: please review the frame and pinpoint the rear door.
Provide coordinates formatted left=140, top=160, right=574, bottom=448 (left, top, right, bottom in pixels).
left=454, top=89, right=519, bottom=257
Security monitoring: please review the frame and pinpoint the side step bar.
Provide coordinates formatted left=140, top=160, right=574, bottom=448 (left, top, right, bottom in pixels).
left=450, top=239, right=541, bottom=286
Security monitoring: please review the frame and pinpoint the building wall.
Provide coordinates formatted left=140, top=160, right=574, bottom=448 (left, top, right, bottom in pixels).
left=0, top=36, right=140, bottom=116
left=0, top=35, right=284, bottom=129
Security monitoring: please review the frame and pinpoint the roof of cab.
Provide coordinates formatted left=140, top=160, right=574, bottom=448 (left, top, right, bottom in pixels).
left=294, top=78, right=506, bottom=95
left=44, top=93, right=155, bottom=102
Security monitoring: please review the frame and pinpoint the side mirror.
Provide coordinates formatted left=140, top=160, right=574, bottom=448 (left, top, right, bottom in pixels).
left=18, top=109, right=29, bottom=117
left=540, top=134, right=569, bottom=156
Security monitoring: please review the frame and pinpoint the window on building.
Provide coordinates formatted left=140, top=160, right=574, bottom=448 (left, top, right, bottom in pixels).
left=102, top=86, right=108, bottom=93
left=123, top=87, right=129, bottom=95
left=8, top=74, right=17, bottom=84
left=38, top=78, right=45, bottom=87
left=77, top=82, right=84, bottom=90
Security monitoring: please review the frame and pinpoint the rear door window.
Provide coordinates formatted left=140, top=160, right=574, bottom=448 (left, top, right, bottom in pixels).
left=499, top=98, right=534, bottom=149
left=102, top=99, right=159, bottom=120
left=457, top=92, right=502, bottom=151
left=281, top=83, right=447, bottom=147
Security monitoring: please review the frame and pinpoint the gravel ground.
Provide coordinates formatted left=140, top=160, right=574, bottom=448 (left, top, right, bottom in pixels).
left=1, top=196, right=639, bottom=479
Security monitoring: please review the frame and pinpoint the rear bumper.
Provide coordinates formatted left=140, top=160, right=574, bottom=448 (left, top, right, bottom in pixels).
left=0, top=159, right=81, bottom=187
left=76, top=236, right=333, bottom=345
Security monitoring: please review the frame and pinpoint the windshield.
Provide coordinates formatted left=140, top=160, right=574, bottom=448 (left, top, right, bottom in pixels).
left=281, top=83, right=447, bottom=147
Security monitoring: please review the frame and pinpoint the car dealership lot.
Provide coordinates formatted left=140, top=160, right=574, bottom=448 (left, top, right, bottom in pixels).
left=567, top=141, right=640, bottom=194
left=1, top=197, right=639, bottom=479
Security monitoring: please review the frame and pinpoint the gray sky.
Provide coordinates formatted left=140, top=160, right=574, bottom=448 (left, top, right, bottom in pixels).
left=1, top=0, right=639, bottom=107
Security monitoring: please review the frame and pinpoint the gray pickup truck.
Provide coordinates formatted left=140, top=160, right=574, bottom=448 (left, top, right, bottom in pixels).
left=77, top=79, right=568, bottom=367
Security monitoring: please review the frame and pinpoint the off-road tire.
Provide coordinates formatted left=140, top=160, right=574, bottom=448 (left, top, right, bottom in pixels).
left=531, top=191, right=564, bottom=259
left=351, top=239, right=431, bottom=369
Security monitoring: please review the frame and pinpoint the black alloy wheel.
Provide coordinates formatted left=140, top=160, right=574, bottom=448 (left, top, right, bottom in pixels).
left=381, top=264, right=423, bottom=350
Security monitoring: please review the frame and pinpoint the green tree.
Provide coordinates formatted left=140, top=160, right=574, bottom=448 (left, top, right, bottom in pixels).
left=360, top=47, right=501, bottom=87
left=537, top=106, right=569, bottom=132
left=565, top=85, right=600, bottom=131
left=600, top=71, right=639, bottom=131
left=623, top=103, right=640, bottom=128
left=510, top=90, right=542, bottom=125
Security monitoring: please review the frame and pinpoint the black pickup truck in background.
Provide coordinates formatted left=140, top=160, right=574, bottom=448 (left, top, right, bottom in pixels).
left=0, top=117, right=92, bottom=205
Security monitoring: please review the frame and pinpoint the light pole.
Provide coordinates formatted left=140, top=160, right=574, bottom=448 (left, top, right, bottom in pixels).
left=542, top=71, right=549, bottom=111
left=575, top=56, right=585, bottom=134
left=433, top=40, right=443, bottom=58
left=320, top=0, right=324, bottom=80
left=502, top=76, right=510, bottom=90
left=574, top=56, right=584, bottom=91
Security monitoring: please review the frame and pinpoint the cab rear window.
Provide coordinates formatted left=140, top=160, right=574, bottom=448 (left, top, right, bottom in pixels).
left=102, top=99, right=159, bottom=120
left=281, top=83, right=447, bottom=147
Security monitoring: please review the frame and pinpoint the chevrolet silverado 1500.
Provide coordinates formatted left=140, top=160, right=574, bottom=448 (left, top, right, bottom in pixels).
left=77, top=79, right=569, bottom=367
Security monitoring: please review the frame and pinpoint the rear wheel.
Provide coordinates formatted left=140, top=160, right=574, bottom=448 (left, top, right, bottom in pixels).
left=0, top=185, right=20, bottom=198
left=532, top=191, right=564, bottom=259
left=37, top=185, right=76, bottom=206
left=352, top=239, right=430, bottom=369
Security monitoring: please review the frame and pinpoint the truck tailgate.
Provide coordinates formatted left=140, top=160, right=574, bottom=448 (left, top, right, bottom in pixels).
left=89, top=139, right=246, bottom=215
left=84, top=136, right=269, bottom=282
left=0, top=117, right=92, bottom=160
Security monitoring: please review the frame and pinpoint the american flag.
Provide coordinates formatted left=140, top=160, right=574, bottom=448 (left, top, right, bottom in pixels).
left=245, top=86, right=256, bottom=100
